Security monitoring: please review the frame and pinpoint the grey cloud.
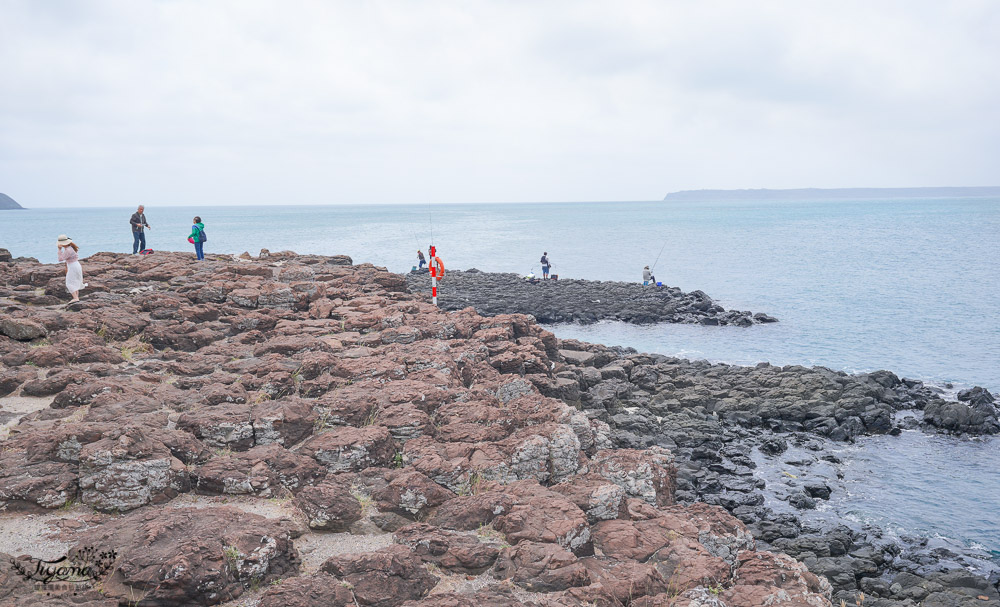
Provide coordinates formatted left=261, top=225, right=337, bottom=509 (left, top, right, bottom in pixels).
left=0, top=0, right=998, bottom=207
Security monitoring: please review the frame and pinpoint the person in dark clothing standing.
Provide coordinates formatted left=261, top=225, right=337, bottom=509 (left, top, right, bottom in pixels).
left=540, top=252, right=551, bottom=279
left=130, top=205, right=151, bottom=254
left=417, top=249, right=426, bottom=269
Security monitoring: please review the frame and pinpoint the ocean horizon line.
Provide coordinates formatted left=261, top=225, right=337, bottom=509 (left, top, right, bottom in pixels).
left=2, top=199, right=661, bottom=210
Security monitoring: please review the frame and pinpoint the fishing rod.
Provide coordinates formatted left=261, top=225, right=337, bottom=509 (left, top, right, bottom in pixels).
left=650, top=240, right=668, bottom=271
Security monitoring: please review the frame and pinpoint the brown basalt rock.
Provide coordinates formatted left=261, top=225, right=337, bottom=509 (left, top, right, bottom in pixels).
left=404, top=438, right=476, bottom=492
left=648, top=537, right=732, bottom=592
left=661, top=502, right=756, bottom=568
left=296, top=350, right=351, bottom=379
left=467, top=423, right=584, bottom=486
left=428, top=489, right=516, bottom=531
left=145, top=320, right=226, bottom=352
left=157, top=428, right=212, bottom=464
left=723, top=550, right=833, bottom=607
left=543, top=584, right=627, bottom=607
left=24, top=341, right=123, bottom=367
left=70, top=506, right=300, bottom=607
left=49, top=379, right=137, bottom=408
left=77, top=400, right=165, bottom=426
left=8, top=420, right=107, bottom=464
left=176, top=402, right=254, bottom=451
left=199, top=381, right=249, bottom=406
left=227, top=310, right=279, bottom=333
left=77, top=308, right=150, bottom=340
left=0, top=454, right=77, bottom=510
left=494, top=482, right=592, bottom=555
left=393, top=523, right=501, bottom=573
left=167, top=355, right=228, bottom=377
left=0, top=317, right=47, bottom=341
left=229, top=288, right=260, bottom=308
left=251, top=397, right=317, bottom=447
left=581, top=558, right=670, bottom=604
left=193, top=444, right=323, bottom=496
left=591, top=447, right=676, bottom=507
left=257, top=573, right=355, bottom=607
left=320, top=545, right=436, bottom=607
left=432, top=398, right=515, bottom=428
left=592, top=516, right=697, bottom=562
left=298, top=372, right=349, bottom=397
left=434, top=419, right=512, bottom=443
left=0, top=367, right=35, bottom=397
left=299, top=425, right=396, bottom=472
left=78, top=426, right=190, bottom=512
left=398, top=587, right=525, bottom=606
left=631, top=588, right=726, bottom=607
left=377, top=402, right=432, bottom=442
left=12, top=264, right=63, bottom=287
left=253, top=335, right=332, bottom=357
left=294, top=479, right=363, bottom=531
left=623, top=497, right=666, bottom=521
left=20, top=369, right=91, bottom=397
left=550, top=474, right=627, bottom=524
left=256, top=282, right=298, bottom=309
left=493, top=541, right=591, bottom=592
left=374, top=470, right=455, bottom=518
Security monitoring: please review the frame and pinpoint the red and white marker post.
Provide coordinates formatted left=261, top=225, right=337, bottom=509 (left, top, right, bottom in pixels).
left=429, top=245, right=438, bottom=306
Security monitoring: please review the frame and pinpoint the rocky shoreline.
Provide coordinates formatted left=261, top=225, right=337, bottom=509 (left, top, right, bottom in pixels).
left=0, top=249, right=997, bottom=607
left=405, top=270, right=778, bottom=326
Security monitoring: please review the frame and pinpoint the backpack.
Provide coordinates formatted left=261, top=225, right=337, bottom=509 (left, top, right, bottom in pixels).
left=198, top=227, right=207, bottom=243
left=540, top=256, right=547, bottom=264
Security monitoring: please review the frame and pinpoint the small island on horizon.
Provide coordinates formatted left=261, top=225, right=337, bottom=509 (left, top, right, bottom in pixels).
left=0, top=193, right=24, bottom=209
left=663, top=186, right=1000, bottom=202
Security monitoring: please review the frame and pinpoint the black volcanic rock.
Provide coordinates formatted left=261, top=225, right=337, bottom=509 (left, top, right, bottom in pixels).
left=406, top=270, right=775, bottom=326
left=0, top=193, right=23, bottom=209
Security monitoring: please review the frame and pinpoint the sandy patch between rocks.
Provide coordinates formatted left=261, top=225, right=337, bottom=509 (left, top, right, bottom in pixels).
left=0, top=395, right=53, bottom=441
left=0, top=510, right=74, bottom=560
left=165, top=493, right=303, bottom=520
left=295, top=529, right=395, bottom=573
left=428, top=569, right=499, bottom=596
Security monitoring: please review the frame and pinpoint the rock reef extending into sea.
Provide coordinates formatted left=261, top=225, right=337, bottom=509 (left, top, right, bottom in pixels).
left=405, top=270, right=778, bottom=326
left=0, top=248, right=996, bottom=607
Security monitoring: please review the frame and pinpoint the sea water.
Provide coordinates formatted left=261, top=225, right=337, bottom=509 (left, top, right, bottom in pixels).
left=2, top=197, right=999, bottom=556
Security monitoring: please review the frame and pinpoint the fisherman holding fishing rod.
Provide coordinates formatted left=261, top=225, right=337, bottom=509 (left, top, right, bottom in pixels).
left=644, top=241, right=668, bottom=286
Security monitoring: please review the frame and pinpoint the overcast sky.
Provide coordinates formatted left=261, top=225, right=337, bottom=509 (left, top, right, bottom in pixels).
left=2, top=1, right=998, bottom=207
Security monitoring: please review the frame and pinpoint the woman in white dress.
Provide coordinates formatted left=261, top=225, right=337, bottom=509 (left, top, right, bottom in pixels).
left=56, top=234, right=87, bottom=302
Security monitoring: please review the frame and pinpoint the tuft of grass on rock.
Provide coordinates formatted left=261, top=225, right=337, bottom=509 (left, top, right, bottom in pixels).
left=223, top=545, right=241, bottom=567
left=350, top=486, right=374, bottom=516
left=476, top=523, right=509, bottom=547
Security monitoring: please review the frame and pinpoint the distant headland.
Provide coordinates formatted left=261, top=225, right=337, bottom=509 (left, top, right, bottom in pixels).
left=663, top=186, right=1000, bottom=201
left=0, top=193, right=24, bottom=209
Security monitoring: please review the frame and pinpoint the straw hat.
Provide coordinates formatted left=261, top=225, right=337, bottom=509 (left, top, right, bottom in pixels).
left=57, top=235, right=73, bottom=246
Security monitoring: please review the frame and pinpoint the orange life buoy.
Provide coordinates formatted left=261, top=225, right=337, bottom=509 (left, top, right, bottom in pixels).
left=433, top=257, right=445, bottom=280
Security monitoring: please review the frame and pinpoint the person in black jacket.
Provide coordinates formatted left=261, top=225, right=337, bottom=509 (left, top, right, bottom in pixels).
left=130, top=205, right=151, bottom=254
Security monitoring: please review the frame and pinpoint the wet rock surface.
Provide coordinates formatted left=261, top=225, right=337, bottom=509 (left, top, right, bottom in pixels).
left=554, top=338, right=1000, bottom=606
left=406, top=269, right=778, bottom=326
left=0, top=250, right=994, bottom=606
